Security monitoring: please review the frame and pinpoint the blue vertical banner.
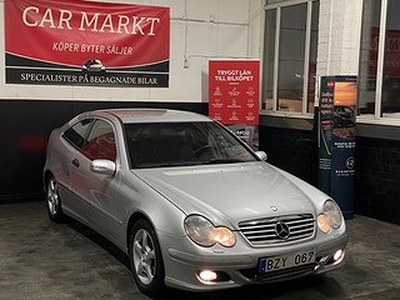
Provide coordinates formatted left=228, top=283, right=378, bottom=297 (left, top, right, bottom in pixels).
left=319, top=76, right=357, bottom=219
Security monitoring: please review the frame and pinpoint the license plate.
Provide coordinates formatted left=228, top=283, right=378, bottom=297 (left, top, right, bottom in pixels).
left=259, top=250, right=316, bottom=274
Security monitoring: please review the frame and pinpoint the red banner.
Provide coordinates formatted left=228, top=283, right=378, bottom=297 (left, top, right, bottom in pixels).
left=5, top=0, right=170, bottom=87
left=208, top=60, right=260, bottom=125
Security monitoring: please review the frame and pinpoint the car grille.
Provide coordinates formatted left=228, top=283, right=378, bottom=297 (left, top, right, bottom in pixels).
left=238, top=214, right=315, bottom=246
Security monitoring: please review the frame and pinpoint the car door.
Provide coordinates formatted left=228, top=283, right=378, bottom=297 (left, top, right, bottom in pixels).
left=59, top=118, right=94, bottom=213
left=69, top=118, right=123, bottom=243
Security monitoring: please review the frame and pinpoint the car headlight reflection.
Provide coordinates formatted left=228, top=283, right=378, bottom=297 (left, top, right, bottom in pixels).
left=317, top=200, right=343, bottom=234
left=184, top=215, right=236, bottom=247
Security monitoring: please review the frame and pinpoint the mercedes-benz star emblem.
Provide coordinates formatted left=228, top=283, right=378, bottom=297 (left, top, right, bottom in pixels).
left=275, top=221, right=290, bottom=240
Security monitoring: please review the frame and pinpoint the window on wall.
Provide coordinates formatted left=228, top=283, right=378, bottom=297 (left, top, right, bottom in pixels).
left=359, top=0, right=400, bottom=118
left=262, top=0, right=319, bottom=115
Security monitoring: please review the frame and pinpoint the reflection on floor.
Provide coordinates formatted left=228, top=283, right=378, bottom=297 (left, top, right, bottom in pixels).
left=0, top=201, right=399, bottom=300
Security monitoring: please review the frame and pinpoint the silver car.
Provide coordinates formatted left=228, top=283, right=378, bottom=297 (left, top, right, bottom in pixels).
left=43, top=109, right=348, bottom=297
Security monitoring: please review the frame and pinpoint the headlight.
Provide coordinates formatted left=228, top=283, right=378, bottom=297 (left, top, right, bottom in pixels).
left=184, top=215, right=236, bottom=247
left=317, top=200, right=343, bottom=234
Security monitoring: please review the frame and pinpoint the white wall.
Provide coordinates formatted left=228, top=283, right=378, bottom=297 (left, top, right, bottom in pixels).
left=0, top=0, right=263, bottom=102
left=317, top=0, right=363, bottom=76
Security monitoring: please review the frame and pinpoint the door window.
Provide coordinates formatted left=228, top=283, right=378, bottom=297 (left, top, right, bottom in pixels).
left=81, top=120, right=117, bottom=161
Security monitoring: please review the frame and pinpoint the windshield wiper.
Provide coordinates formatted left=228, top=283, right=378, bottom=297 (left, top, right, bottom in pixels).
left=197, top=158, right=249, bottom=165
left=134, top=161, right=200, bottom=168
left=133, top=159, right=253, bottom=169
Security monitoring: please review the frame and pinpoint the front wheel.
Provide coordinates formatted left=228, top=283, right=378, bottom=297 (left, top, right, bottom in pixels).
left=129, top=219, right=165, bottom=297
left=46, top=177, right=66, bottom=223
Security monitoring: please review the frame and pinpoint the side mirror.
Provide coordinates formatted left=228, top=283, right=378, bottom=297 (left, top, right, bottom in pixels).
left=90, top=159, right=116, bottom=176
left=255, top=151, right=268, bottom=161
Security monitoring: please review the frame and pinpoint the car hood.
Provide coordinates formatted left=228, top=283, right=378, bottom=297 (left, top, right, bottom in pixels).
left=133, top=162, right=322, bottom=228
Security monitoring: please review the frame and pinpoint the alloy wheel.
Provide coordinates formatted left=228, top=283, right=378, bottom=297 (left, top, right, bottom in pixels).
left=133, top=228, right=157, bottom=285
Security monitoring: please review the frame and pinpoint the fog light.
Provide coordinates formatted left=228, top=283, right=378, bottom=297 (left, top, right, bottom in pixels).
left=199, top=270, right=217, bottom=282
left=333, top=249, right=345, bottom=263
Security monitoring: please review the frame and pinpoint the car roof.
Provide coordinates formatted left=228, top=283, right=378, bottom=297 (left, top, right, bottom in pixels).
left=90, top=108, right=212, bottom=124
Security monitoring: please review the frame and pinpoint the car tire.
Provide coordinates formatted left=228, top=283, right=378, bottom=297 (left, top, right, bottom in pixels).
left=46, top=177, right=66, bottom=223
left=129, top=219, right=165, bottom=297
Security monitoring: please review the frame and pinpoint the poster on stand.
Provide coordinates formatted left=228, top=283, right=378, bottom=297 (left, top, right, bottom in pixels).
left=4, top=0, right=170, bottom=87
left=208, top=60, right=260, bottom=150
left=319, top=76, right=357, bottom=219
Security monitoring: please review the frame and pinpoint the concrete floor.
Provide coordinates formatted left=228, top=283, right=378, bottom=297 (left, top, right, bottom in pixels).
left=0, top=201, right=399, bottom=300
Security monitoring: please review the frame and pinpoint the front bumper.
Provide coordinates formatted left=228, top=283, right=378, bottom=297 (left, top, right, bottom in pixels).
left=160, top=232, right=348, bottom=291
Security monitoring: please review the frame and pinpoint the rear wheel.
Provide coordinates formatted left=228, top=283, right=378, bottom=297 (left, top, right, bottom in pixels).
left=46, top=177, right=66, bottom=223
left=129, top=219, right=165, bottom=297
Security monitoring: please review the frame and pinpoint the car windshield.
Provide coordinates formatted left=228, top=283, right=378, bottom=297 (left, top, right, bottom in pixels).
left=124, top=121, right=257, bottom=168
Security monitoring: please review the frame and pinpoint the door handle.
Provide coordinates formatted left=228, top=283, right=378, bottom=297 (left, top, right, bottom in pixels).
left=72, top=158, right=80, bottom=168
